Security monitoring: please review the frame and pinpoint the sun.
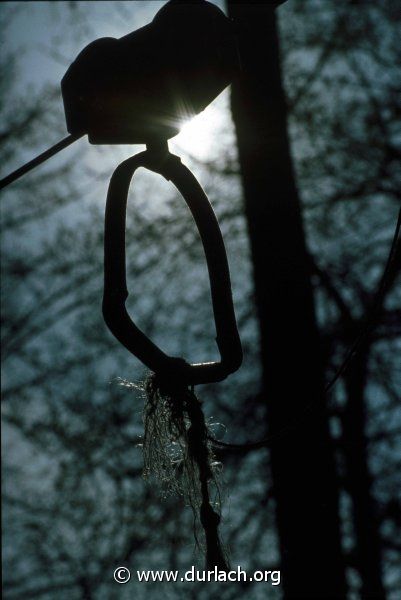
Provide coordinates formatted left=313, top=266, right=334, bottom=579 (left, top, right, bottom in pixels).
left=171, top=101, right=225, bottom=160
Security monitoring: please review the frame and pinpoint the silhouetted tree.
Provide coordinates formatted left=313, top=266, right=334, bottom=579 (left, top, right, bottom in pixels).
left=282, top=1, right=400, bottom=596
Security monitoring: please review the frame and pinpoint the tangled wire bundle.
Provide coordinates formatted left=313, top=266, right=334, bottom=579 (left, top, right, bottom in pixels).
left=142, top=373, right=229, bottom=571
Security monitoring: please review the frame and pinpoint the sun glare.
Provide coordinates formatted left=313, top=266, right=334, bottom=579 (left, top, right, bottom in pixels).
left=171, top=103, right=224, bottom=160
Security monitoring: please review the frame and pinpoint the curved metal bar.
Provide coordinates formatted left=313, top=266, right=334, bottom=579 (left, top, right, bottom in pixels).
left=103, top=147, right=242, bottom=385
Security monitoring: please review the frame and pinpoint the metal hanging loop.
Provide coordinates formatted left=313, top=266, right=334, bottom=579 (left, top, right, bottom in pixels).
left=103, top=141, right=242, bottom=386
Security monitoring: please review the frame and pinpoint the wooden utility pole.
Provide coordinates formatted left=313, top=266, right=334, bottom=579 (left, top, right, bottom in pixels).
left=227, top=2, right=347, bottom=596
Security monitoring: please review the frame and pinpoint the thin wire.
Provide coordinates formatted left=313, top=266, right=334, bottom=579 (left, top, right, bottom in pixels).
left=0, top=133, right=83, bottom=191
left=209, top=207, right=401, bottom=451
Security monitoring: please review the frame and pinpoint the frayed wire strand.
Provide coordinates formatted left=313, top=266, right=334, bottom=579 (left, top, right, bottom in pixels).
left=142, top=373, right=229, bottom=571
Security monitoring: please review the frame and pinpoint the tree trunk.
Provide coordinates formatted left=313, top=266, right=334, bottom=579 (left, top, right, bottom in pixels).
left=227, top=2, right=346, bottom=597
left=343, top=345, right=386, bottom=599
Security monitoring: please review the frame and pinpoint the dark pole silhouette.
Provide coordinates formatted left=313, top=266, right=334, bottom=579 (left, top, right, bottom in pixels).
left=227, top=2, right=347, bottom=596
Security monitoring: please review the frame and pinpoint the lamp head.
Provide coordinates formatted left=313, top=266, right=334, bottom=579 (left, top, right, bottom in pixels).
left=61, top=0, right=239, bottom=144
